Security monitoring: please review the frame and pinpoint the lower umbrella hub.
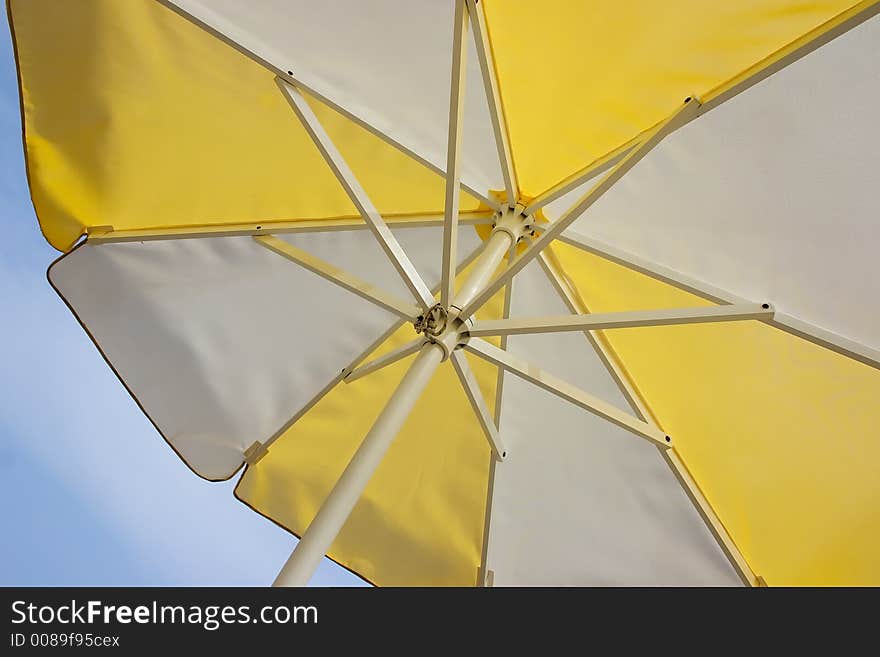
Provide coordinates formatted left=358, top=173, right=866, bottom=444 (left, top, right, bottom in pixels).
left=414, top=303, right=448, bottom=337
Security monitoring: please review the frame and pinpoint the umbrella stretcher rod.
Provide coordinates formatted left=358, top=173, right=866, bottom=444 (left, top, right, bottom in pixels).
left=254, top=234, right=422, bottom=321
left=477, top=248, right=516, bottom=587
left=464, top=338, right=672, bottom=449
left=440, top=0, right=518, bottom=309
left=277, top=78, right=436, bottom=312
left=439, top=0, right=469, bottom=309
left=537, top=252, right=759, bottom=585
left=273, top=212, right=529, bottom=587
left=469, top=303, right=775, bottom=337
left=343, top=338, right=428, bottom=383
left=467, top=0, right=517, bottom=205
left=450, top=349, right=506, bottom=460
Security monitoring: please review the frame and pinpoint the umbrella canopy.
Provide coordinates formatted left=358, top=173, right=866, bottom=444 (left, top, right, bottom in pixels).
left=9, top=0, right=880, bottom=586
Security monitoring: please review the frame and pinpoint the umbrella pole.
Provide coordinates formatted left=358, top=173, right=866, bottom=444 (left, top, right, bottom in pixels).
left=273, top=341, right=444, bottom=587
left=274, top=214, right=526, bottom=586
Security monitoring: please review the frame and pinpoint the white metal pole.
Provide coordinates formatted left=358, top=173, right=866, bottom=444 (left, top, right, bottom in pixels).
left=273, top=223, right=520, bottom=586
left=274, top=343, right=444, bottom=586
left=451, top=229, right=514, bottom=312
left=468, top=303, right=774, bottom=337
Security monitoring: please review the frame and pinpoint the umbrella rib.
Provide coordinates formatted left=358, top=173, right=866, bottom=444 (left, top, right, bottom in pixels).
left=254, top=234, right=421, bottom=321
left=556, top=231, right=880, bottom=370
left=524, top=143, right=633, bottom=217
left=85, top=212, right=494, bottom=245
left=537, top=251, right=759, bottom=587
left=154, top=1, right=500, bottom=212
left=524, top=0, right=880, bottom=216
left=440, top=0, right=470, bottom=309
left=343, top=338, right=427, bottom=384
left=554, top=232, right=751, bottom=304
left=466, top=0, right=518, bottom=205
left=450, top=350, right=507, bottom=461
left=464, top=338, right=672, bottom=449
left=469, top=303, right=774, bottom=337
left=456, top=97, right=702, bottom=320
left=276, top=78, right=436, bottom=311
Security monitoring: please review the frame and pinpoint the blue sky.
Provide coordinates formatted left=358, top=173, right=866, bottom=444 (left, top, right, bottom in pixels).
left=0, top=14, right=362, bottom=587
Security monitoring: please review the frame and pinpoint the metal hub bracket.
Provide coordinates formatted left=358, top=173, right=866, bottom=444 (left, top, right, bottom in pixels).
left=423, top=317, right=471, bottom=362
left=414, top=303, right=448, bottom=337
left=489, top=205, right=533, bottom=248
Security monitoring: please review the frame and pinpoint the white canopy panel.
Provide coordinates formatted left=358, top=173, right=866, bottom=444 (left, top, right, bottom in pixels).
left=484, top=262, right=741, bottom=585
left=556, top=15, right=880, bottom=351
left=49, top=226, right=481, bottom=480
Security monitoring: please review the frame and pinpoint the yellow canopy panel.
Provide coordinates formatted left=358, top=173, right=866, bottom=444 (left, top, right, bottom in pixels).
left=481, top=0, right=869, bottom=198
left=8, top=0, right=480, bottom=251
left=551, top=242, right=880, bottom=586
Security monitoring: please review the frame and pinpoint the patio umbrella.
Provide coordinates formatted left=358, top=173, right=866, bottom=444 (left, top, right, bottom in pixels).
left=8, top=0, right=880, bottom=586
